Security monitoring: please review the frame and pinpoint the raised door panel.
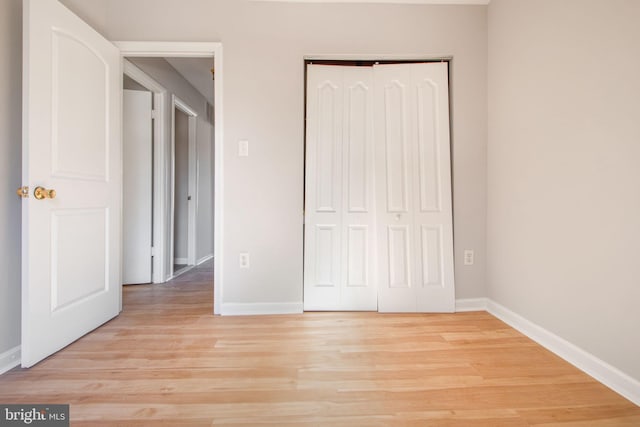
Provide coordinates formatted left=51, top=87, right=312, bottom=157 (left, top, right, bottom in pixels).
left=315, top=225, right=339, bottom=287
left=316, top=81, right=341, bottom=213
left=416, top=79, right=441, bottom=213
left=52, top=31, right=108, bottom=181
left=346, top=225, right=368, bottom=288
left=52, top=209, right=108, bottom=311
left=383, top=81, right=410, bottom=214
left=345, top=82, right=370, bottom=213
left=388, top=225, right=411, bottom=289
left=420, top=225, right=443, bottom=287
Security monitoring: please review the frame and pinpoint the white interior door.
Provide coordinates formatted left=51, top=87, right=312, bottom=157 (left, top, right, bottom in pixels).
left=169, top=97, right=198, bottom=278
left=374, top=62, right=455, bottom=312
left=21, top=0, right=121, bottom=367
left=123, top=89, right=153, bottom=284
left=304, top=65, right=377, bottom=311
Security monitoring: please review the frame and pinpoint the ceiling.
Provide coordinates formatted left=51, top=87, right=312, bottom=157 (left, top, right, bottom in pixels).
left=165, top=57, right=215, bottom=106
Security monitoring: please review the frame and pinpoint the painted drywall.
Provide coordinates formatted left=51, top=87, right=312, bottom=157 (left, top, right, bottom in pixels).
left=123, top=74, right=148, bottom=91
left=197, top=115, right=215, bottom=263
left=0, top=0, right=22, bottom=357
left=165, top=57, right=215, bottom=106
left=62, top=0, right=488, bottom=307
left=127, top=58, right=215, bottom=274
left=488, top=0, right=640, bottom=381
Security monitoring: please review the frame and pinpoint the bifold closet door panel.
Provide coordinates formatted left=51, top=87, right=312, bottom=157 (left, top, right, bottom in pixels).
left=374, top=62, right=455, bottom=313
left=304, top=65, right=377, bottom=311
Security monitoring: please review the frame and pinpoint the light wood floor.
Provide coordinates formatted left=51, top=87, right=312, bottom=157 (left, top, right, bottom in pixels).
left=1, top=262, right=638, bottom=426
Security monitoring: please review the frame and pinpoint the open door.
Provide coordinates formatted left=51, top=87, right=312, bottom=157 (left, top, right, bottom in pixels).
left=20, top=0, right=121, bottom=367
left=123, top=89, right=153, bottom=284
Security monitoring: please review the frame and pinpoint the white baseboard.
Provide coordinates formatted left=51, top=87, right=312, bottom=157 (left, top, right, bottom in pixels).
left=196, top=254, right=214, bottom=265
left=174, top=257, right=188, bottom=265
left=0, top=346, right=21, bottom=375
left=486, top=299, right=640, bottom=406
left=221, top=302, right=303, bottom=316
left=455, top=298, right=488, bottom=312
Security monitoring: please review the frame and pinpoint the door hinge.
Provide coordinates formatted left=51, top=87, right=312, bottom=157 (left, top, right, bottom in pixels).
left=151, top=246, right=156, bottom=257
left=151, top=109, right=158, bottom=119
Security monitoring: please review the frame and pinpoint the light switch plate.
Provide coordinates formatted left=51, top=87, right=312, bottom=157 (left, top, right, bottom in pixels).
left=238, top=140, right=249, bottom=157
left=463, top=249, right=474, bottom=266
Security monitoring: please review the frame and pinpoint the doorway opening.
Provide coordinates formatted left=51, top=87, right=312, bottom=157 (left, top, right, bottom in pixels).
left=117, top=42, right=222, bottom=316
left=122, top=60, right=166, bottom=286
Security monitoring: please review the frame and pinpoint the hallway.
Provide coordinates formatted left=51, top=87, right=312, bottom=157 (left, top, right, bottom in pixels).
left=124, top=259, right=214, bottom=317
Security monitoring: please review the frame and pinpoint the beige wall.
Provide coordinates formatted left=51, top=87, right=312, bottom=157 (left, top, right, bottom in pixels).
left=488, top=0, right=640, bottom=381
left=0, top=0, right=487, bottom=356
left=67, top=0, right=488, bottom=307
left=0, top=0, right=22, bottom=357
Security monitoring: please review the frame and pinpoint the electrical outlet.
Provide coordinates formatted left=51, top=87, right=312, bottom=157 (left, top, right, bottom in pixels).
left=463, top=249, right=474, bottom=266
left=239, top=252, right=250, bottom=269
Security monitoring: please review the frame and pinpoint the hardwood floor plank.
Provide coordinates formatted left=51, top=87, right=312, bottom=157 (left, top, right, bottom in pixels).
left=0, top=261, right=638, bottom=425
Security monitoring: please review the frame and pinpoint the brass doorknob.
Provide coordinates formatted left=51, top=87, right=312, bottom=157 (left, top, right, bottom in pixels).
left=34, top=186, right=56, bottom=200
left=16, top=186, right=29, bottom=198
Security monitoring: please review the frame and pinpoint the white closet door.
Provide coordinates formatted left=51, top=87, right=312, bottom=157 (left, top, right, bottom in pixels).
left=304, top=65, right=377, bottom=311
left=374, top=62, right=455, bottom=313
